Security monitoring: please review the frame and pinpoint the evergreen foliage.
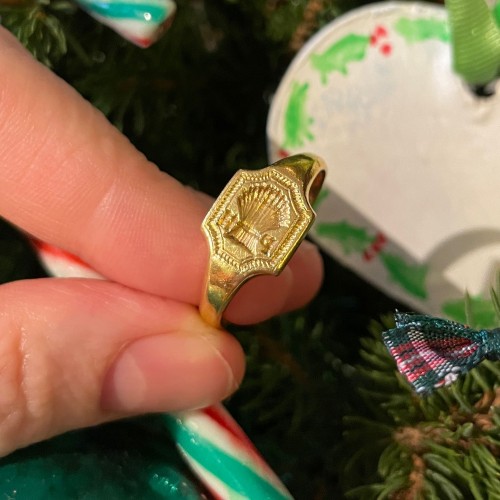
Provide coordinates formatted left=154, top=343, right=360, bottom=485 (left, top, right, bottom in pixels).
left=342, top=303, right=500, bottom=499
left=4, top=1, right=500, bottom=499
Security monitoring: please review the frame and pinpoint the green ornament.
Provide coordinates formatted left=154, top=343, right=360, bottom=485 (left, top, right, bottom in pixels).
left=0, top=417, right=204, bottom=499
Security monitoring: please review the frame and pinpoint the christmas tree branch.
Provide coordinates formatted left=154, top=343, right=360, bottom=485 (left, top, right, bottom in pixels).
left=0, top=0, right=73, bottom=66
left=289, top=0, right=325, bottom=52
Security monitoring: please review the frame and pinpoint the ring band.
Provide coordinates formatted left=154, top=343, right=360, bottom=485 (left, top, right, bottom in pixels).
left=199, top=153, right=327, bottom=328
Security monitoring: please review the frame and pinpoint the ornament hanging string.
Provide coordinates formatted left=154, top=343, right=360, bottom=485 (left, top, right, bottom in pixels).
left=382, top=312, right=500, bottom=395
left=445, top=0, right=500, bottom=87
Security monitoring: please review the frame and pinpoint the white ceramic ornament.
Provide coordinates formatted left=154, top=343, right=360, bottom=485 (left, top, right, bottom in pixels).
left=268, top=1, right=500, bottom=325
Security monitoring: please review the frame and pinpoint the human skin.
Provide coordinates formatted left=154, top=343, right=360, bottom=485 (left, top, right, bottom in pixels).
left=0, top=27, right=323, bottom=456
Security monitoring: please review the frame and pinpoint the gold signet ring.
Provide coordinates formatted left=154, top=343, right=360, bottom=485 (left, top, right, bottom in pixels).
left=199, top=153, right=327, bottom=328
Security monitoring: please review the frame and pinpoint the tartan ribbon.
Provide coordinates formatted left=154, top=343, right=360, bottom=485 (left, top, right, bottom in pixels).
left=382, top=313, right=500, bottom=395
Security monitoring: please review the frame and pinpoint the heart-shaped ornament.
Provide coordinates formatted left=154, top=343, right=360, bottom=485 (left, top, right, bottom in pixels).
left=267, top=1, right=500, bottom=324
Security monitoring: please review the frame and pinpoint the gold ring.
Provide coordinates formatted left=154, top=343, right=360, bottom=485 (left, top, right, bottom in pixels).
left=199, top=153, right=327, bottom=328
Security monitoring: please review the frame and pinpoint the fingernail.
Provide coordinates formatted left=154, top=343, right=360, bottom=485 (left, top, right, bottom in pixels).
left=101, top=331, right=244, bottom=413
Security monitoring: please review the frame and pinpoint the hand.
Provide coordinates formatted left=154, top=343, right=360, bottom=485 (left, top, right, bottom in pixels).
left=0, top=27, right=323, bottom=456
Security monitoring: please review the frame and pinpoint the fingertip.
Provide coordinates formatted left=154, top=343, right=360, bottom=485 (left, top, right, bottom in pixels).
left=281, top=239, right=324, bottom=313
left=224, top=268, right=293, bottom=325
left=101, top=323, right=245, bottom=413
left=223, top=240, right=323, bottom=325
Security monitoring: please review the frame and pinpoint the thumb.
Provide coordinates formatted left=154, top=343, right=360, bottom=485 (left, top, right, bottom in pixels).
left=0, top=278, right=244, bottom=456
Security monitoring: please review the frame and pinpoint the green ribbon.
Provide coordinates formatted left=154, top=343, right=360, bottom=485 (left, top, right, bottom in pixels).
left=445, top=0, right=500, bottom=86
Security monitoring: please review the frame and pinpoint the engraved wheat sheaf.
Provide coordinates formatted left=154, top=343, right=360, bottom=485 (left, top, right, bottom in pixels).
left=227, top=184, right=291, bottom=256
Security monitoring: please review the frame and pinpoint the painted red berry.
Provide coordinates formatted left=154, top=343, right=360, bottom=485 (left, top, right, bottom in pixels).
left=380, top=43, right=392, bottom=56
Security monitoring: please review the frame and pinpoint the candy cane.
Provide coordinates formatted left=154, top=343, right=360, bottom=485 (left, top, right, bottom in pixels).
left=75, top=0, right=177, bottom=48
left=31, top=238, right=293, bottom=500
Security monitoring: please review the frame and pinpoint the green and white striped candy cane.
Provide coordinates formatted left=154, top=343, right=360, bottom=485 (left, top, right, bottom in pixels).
left=75, top=0, right=177, bottom=47
left=32, top=239, right=293, bottom=500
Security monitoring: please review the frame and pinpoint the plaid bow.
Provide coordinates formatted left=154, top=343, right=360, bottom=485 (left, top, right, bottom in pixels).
left=382, top=313, right=500, bottom=395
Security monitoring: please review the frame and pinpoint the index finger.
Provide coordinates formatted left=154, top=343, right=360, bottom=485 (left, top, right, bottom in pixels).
left=0, top=28, right=323, bottom=324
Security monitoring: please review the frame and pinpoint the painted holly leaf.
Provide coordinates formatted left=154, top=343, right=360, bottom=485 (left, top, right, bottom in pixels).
left=315, top=220, right=374, bottom=254
left=310, top=33, right=370, bottom=84
left=394, top=17, right=450, bottom=44
left=379, top=251, right=428, bottom=299
left=283, top=81, right=314, bottom=148
left=442, top=295, right=497, bottom=330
